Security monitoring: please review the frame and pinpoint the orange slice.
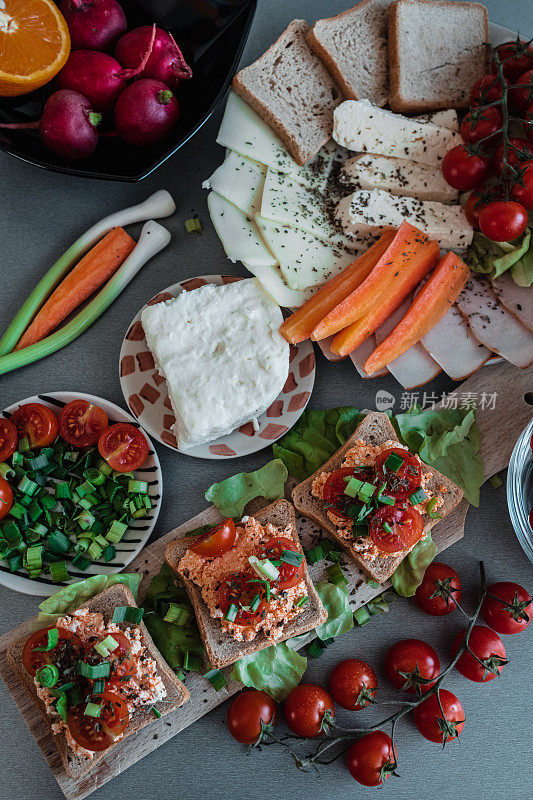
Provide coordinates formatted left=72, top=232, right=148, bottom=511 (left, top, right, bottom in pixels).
left=0, top=0, right=71, bottom=96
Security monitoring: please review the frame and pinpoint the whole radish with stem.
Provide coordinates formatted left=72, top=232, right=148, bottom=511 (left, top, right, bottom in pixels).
left=115, top=25, right=192, bottom=91
left=58, top=0, right=127, bottom=51
left=114, top=79, right=179, bottom=146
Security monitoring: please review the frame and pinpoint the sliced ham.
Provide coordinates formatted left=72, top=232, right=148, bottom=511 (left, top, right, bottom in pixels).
left=350, top=335, right=389, bottom=378
left=316, top=335, right=346, bottom=362
left=492, top=272, right=533, bottom=332
left=456, top=275, right=533, bottom=368
left=421, top=304, right=492, bottom=380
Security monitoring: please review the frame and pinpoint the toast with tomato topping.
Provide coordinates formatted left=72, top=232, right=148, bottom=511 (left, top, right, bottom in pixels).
left=292, top=412, right=463, bottom=583
left=6, top=584, right=189, bottom=780
left=165, top=499, right=327, bottom=669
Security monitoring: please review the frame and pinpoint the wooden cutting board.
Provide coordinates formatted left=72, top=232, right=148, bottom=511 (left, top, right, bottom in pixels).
left=0, top=360, right=530, bottom=800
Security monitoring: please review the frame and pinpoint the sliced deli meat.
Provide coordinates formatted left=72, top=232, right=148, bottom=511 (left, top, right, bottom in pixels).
left=492, top=272, right=533, bottom=332
left=349, top=335, right=388, bottom=377
left=421, top=304, right=492, bottom=380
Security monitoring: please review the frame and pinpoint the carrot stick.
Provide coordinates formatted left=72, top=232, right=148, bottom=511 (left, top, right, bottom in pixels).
left=330, top=239, right=440, bottom=357
left=15, top=227, right=136, bottom=351
left=363, top=252, right=470, bottom=375
left=279, top=230, right=397, bottom=344
left=312, top=221, right=433, bottom=341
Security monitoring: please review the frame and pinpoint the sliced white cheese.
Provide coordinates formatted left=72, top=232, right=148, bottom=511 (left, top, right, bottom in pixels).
left=349, top=335, right=388, bottom=377
left=492, top=272, right=533, bottom=332
left=336, top=189, right=473, bottom=252
left=207, top=191, right=277, bottom=268
left=255, top=215, right=355, bottom=290
left=421, top=304, right=492, bottom=380
left=341, top=154, right=458, bottom=203
left=203, top=151, right=266, bottom=217
left=333, top=99, right=461, bottom=166
left=456, top=275, right=533, bottom=368
left=415, top=110, right=460, bottom=132
left=242, top=261, right=313, bottom=308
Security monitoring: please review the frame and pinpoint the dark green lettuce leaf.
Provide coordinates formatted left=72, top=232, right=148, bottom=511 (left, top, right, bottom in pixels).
left=205, top=459, right=288, bottom=517
left=390, top=532, right=437, bottom=597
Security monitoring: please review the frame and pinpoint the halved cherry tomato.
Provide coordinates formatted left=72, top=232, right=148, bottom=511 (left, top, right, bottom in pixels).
left=369, top=504, right=423, bottom=554
left=0, top=418, right=18, bottom=463
left=21, top=626, right=83, bottom=676
left=98, top=423, right=149, bottom=472
left=68, top=690, right=129, bottom=751
left=11, top=403, right=58, bottom=448
left=375, top=447, right=422, bottom=500
left=260, top=536, right=305, bottom=591
left=190, top=519, right=236, bottom=558
left=0, top=476, right=13, bottom=521
left=59, top=399, right=109, bottom=447
left=218, top=572, right=267, bottom=626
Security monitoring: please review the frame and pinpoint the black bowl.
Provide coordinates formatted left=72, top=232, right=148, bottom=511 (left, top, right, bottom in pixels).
left=0, top=0, right=257, bottom=181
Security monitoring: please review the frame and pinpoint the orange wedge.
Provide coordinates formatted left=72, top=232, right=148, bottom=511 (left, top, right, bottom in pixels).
left=0, top=0, right=71, bottom=96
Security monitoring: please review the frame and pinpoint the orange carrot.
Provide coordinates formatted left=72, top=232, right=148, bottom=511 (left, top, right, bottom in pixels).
left=279, top=230, right=397, bottom=344
left=363, top=252, right=470, bottom=375
left=15, top=227, right=136, bottom=351
left=330, top=239, right=440, bottom=357
left=312, top=221, right=432, bottom=341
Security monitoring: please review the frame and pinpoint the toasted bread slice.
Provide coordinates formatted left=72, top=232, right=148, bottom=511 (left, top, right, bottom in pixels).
left=6, top=584, right=189, bottom=780
left=165, top=500, right=327, bottom=669
left=292, top=412, right=463, bottom=583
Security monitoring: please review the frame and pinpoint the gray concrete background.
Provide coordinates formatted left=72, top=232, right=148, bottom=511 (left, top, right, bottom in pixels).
left=0, top=1, right=532, bottom=798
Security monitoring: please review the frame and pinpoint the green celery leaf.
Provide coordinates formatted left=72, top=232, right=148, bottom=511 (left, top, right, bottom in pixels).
left=230, top=642, right=307, bottom=701
left=37, top=573, right=141, bottom=628
left=314, top=580, right=354, bottom=641
left=391, top=533, right=437, bottom=597
left=205, top=459, right=288, bottom=518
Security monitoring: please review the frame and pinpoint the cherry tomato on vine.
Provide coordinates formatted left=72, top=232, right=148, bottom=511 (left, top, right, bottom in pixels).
left=524, top=104, right=533, bottom=144
left=11, top=403, right=58, bottom=448
left=328, top=659, right=378, bottom=710
left=227, top=690, right=276, bottom=744
left=190, top=519, right=236, bottom=557
left=510, top=160, right=533, bottom=209
left=98, top=422, right=149, bottom=472
left=0, top=418, right=18, bottom=463
left=384, top=639, right=440, bottom=695
left=58, top=399, right=108, bottom=447
left=414, top=562, right=462, bottom=616
left=0, top=476, right=13, bottom=521
left=511, top=68, right=533, bottom=112
left=442, top=145, right=491, bottom=191
left=346, top=731, right=398, bottom=787
left=470, top=73, right=504, bottom=106
left=283, top=684, right=335, bottom=738
left=481, top=581, right=532, bottom=634
left=413, top=689, right=465, bottom=745
left=464, top=188, right=501, bottom=229
left=452, top=625, right=507, bottom=682
left=460, top=106, right=502, bottom=146
left=493, top=137, right=533, bottom=176
left=491, top=40, right=533, bottom=83
left=479, top=200, right=528, bottom=242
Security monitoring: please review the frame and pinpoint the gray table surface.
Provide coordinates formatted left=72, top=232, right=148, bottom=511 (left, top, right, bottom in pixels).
left=0, top=1, right=532, bottom=798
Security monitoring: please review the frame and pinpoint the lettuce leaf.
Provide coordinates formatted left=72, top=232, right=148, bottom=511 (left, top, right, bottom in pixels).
left=314, top=581, right=354, bottom=641
left=230, top=642, right=307, bottom=701
left=205, top=459, right=288, bottom=518
left=511, top=232, right=533, bottom=287
left=390, top=533, right=437, bottom=597
left=465, top=229, right=531, bottom=282
left=37, top=573, right=141, bottom=628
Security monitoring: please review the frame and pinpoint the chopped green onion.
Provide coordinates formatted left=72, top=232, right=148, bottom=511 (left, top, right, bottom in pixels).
left=127, top=479, right=148, bottom=494
left=367, top=593, right=390, bottom=616
left=76, top=510, right=95, bottom=530
left=150, top=706, right=162, bottom=718
left=106, top=519, right=128, bottom=543
left=83, top=468, right=106, bottom=486
left=367, top=580, right=379, bottom=589
left=357, top=482, right=375, bottom=503
left=384, top=452, right=404, bottom=472
left=92, top=680, right=106, bottom=694
left=28, top=454, right=49, bottom=471
left=34, top=627, right=59, bottom=652
left=163, top=603, right=192, bottom=626
left=327, top=563, right=347, bottom=588
left=489, top=473, right=503, bottom=489
left=378, top=493, right=395, bottom=506
left=97, top=459, right=113, bottom=477
left=280, top=549, right=304, bottom=567
left=354, top=606, right=371, bottom=626
left=72, top=554, right=91, bottom=570
left=94, top=635, right=119, bottom=657
left=18, top=437, right=30, bottom=452
left=36, top=663, right=60, bottom=688
left=25, top=544, right=43, bottom=571
left=112, top=606, right=144, bottom=624
left=204, top=669, right=226, bottom=691
left=50, top=561, right=69, bottom=583
left=87, top=542, right=103, bottom=561
left=307, top=639, right=328, bottom=658
left=185, top=217, right=202, bottom=233
left=55, top=692, right=68, bottom=722
left=84, top=702, right=102, bottom=718
left=182, top=651, right=202, bottom=672
left=344, top=477, right=363, bottom=498
left=382, top=522, right=394, bottom=535
left=249, top=594, right=262, bottom=613
left=0, top=462, right=15, bottom=480
left=7, top=553, right=22, bottom=572
left=224, top=603, right=238, bottom=623
left=295, top=596, right=309, bottom=608
left=17, top=476, right=39, bottom=496
left=409, top=488, right=428, bottom=506
left=12, top=452, right=24, bottom=467
left=249, top=555, right=279, bottom=581
left=102, top=544, right=116, bottom=562
left=47, top=530, right=70, bottom=554
left=77, top=661, right=110, bottom=679
left=326, top=548, right=342, bottom=563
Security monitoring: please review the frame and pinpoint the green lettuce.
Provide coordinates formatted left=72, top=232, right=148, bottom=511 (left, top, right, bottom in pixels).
left=465, top=228, right=531, bottom=283
left=314, top=581, right=354, bottom=640
left=511, top=232, right=533, bottom=287
left=37, top=573, right=141, bottom=628
left=390, top=532, right=437, bottom=597
left=205, top=459, right=288, bottom=517
left=230, top=642, right=307, bottom=701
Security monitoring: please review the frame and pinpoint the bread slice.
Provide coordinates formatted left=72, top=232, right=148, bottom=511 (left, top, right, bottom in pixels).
left=6, top=584, right=189, bottom=780
left=388, top=0, right=489, bottom=112
left=165, top=500, right=327, bottom=669
left=292, top=412, right=463, bottom=583
left=232, top=20, right=342, bottom=166
left=307, top=1, right=393, bottom=107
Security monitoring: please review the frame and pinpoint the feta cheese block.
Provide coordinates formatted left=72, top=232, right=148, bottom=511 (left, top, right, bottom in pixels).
left=340, top=154, right=458, bottom=203
left=141, top=279, right=290, bottom=450
left=415, top=109, right=459, bottom=132
left=203, top=152, right=266, bottom=217
left=336, top=189, right=474, bottom=252
left=207, top=191, right=277, bottom=268
left=333, top=99, right=461, bottom=167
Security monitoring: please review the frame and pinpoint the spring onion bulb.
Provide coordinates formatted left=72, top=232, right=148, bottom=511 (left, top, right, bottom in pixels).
left=0, top=220, right=171, bottom=376
left=0, top=190, right=175, bottom=356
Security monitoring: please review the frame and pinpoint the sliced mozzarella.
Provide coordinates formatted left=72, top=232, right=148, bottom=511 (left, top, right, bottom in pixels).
left=456, top=275, right=533, bottom=368
left=207, top=192, right=277, bottom=268
left=349, top=335, right=388, bottom=377
left=415, top=110, right=460, bottom=132
left=203, top=151, right=266, bottom=217
left=242, top=262, right=313, bottom=308
left=492, top=272, right=533, bottom=332
left=421, top=304, right=492, bottom=380
left=341, top=154, right=458, bottom=203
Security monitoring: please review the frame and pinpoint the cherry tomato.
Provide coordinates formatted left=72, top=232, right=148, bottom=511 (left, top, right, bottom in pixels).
left=98, top=423, right=149, bottom=472
left=283, top=683, right=335, bottom=737
left=0, top=418, right=18, bottom=463
left=346, top=731, right=398, bottom=787
left=479, top=200, right=528, bottom=242
left=375, top=446, right=422, bottom=500
left=524, top=104, right=533, bottom=143
left=0, top=475, right=13, bottom=521
left=227, top=690, right=276, bottom=744
left=21, top=626, right=83, bottom=676
left=369, top=504, right=423, bottom=554
left=510, top=160, right=533, bottom=209
left=493, top=137, right=533, bottom=176
left=464, top=188, right=502, bottom=228
left=68, top=691, right=129, bottom=751
left=491, top=40, right=533, bottom=83
left=481, top=581, right=532, bottom=635
left=11, top=403, right=58, bottom=448
left=58, top=399, right=109, bottom=447
left=260, top=536, right=305, bottom=591
left=413, top=689, right=464, bottom=744
left=460, top=106, right=502, bottom=146
left=414, top=562, right=462, bottom=616
left=190, top=519, right=236, bottom=558
left=511, top=68, right=533, bottom=112
left=329, top=659, right=378, bottom=710
left=452, top=625, right=507, bottom=682
left=384, top=639, right=440, bottom=695
left=470, top=73, right=504, bottom=106
left=218, top=572, right=267, bottom=626
left=442, top=145, right=491, bottom=191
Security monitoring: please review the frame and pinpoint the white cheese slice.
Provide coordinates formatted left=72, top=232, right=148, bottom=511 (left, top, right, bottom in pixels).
left=140, top=279, right=289, bottom=450
left=415, top=110, right=460, bottom=132
left=203, top=151, right=266, bottom=217
left=336, top=189, right=473, bottom=252
left=341, top=154, right=458, bottom=203
left=349, top=335, right=388, bottom=377
left=333, top=99, right=461, bottom=166
left=207, top=191, right=277, bottom=268
left=255, top=215, right=356, bottom=290
left=492, top=272, right=533, bottom=332
left=421, top=304, right=492, bottom=380
left=242, top=261, right=313, bottom=308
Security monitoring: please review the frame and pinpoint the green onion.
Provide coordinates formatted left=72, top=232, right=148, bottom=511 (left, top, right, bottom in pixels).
left=367, top=593, right=390, bottom=616
left=249, top=555, right=279, bottom=581
left=47, top=530, right=70, bottom=554
left=295, top=596, right=309, bottom=608
left=327, top=563, right=347, bottom=588
left=25, top=544, right=43, bottom=573
left=185, top=217, right=202, bottom=233
left=76, top=510, right=95, bottom=530
left=9, top=502, right=27, bottom=520
left=83, top=468, right=106, bottom=486
left=12, top=451, right=24, bottom=467
left=7, top=553, right=22, bottom=572
left=102, top=544, right=116, bottom=563
left=354, top=607, right=371, bottom=626
left=344, top=477, right=363, bottom=498
left=55, top=692, right=68, bottom=722
left=280, top=549, right=304, bottom=567
left=307, top=639, right=328, bottom=658
left=0, top=462, right=15, bottom=480
left=50, top=561, right=69, bottom=583
left=326, top=548, right=342, bottom=563
left=112, top=606, right=144, bottom=624
left=87, top=542, right=103, bottom=561
left=384, top=452, right=404, bottom=472
left=382, top=522, right=394, bottom=535
left=357, top=481, right=375, bottom=503
left=204, top=669, right=226, bottom=691
left=18, top=437, right=30, bottom=452
left=163, top=603, right=192, bottom=626
left=106, top=519, right=128, bottom=543
left=77, top=661, right=111, bottom=679
left=97, top=459, right=113, bottom=477
left=367, top=580, right=379, bottom=589
left=409, top=488, right=428, bottom=506
left=150, top=706, right=162, bottom=718
left=378, top=493, right=395, bottom=506
left=36, top=664, right=60, bottom=688
left=224, top=603, right=238, bottom=623
left=84, top=702, right=102, bottom=718
left=72, top=554, right=91, bottom=570
left=489, top=473, right=503, bottom=489
left=174, top=669, right=186, bottom=681
left=92, top=680, right=106, bottom=694
left=94, top=635, right=119, bottom=657
left=17, top=476, right=39, bottom=496
left=28, top=454, right=49, bottom=471
left=127, top=479, right=148, bottom=494
left=183, top=651, right=202, bottom=672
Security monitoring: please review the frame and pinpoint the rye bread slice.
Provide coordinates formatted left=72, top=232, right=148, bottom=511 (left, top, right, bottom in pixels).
left=6, top=584, right=189, bottom=780
left=292, top=411, right=463, bottom=583
left=165, top=499, right=327, bottom=669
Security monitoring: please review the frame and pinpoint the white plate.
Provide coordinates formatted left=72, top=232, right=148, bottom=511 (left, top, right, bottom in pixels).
left=0, top=392, right=162, bottom=597
left=119, top=275, right=316, bottom=459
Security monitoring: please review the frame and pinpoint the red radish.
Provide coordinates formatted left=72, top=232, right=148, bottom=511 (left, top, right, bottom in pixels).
left=0, top=91, right=101, bottom=160
left=114, top=79, right=179, bottom=146
left=58, top=0, right=127, bottom=51
left=115, top=25, right=192, bottom=91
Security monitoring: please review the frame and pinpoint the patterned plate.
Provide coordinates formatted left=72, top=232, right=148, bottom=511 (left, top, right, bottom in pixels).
left=0, top=392, right=162, bottom=597
left=119, top=275, right=316, bottom=459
